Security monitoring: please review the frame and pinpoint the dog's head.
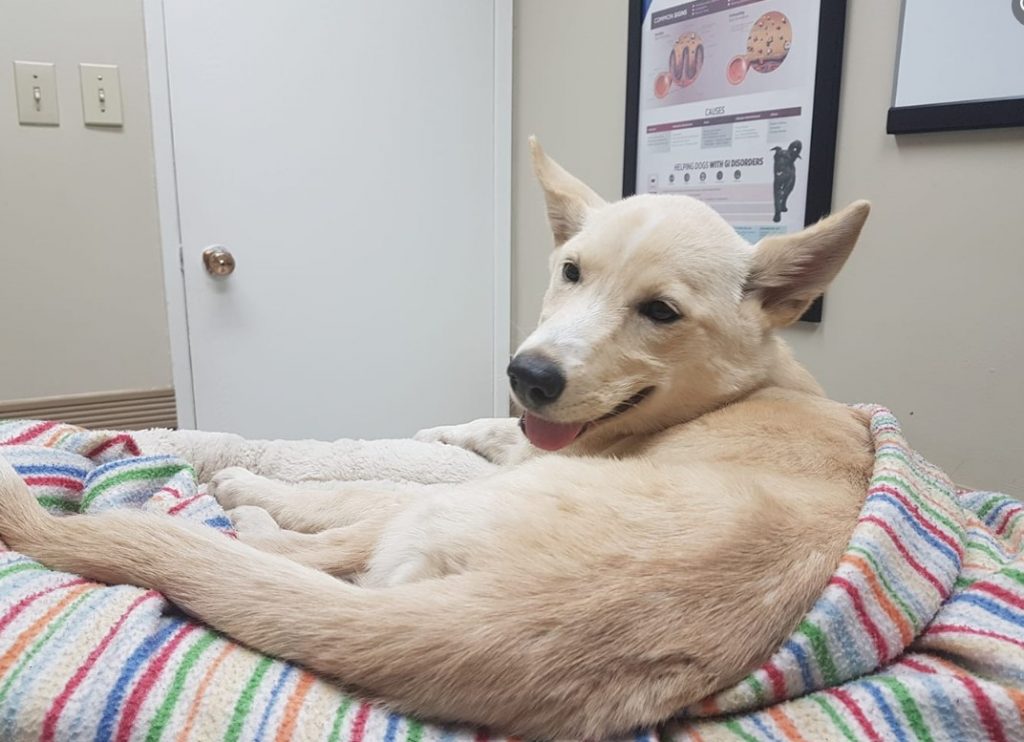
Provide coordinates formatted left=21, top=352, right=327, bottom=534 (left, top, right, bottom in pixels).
left=771, top=140, right=802, bottom=165
left=511, top=138, right=869, bottom=452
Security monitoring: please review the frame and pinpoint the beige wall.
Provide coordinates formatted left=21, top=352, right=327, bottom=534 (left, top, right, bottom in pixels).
left=0, top=0, right=172, bottom=400
left=2, top=1, right=1020, bottom=490
left=513, top=0, right=1024, bottom=493
left=512, top=0, right=630, bottom=344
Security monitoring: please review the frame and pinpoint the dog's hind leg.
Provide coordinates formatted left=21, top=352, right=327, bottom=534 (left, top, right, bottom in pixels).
left=781, top=173, right=795, bottom=213
left=0, top=464, right=714, bottom=739
left=208, top=467, right=413, bottom=533
left=0, top=452, right=848, bottom=738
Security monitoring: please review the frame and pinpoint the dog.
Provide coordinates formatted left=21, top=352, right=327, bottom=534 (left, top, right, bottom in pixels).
left=771, top=140, right=802, bottom=223
left=0, top=138, right=872, bottom=738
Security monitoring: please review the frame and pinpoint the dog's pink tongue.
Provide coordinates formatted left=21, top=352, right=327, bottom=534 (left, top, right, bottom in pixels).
left=523, top=413, right=584, bottom=451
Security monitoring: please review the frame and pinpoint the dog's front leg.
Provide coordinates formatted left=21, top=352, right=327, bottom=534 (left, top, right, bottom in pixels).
left=208, top=467, right=413, bottom=532
left=414, top=416, right=534, bottom=465
left=227, top=505, right=385, bottom=578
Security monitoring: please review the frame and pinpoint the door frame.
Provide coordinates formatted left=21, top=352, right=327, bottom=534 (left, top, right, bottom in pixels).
left=142, top=0, right=514, bottom=430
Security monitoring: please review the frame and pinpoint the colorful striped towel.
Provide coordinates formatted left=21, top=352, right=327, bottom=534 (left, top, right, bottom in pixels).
left=0, top=410, right=1021, bottom=741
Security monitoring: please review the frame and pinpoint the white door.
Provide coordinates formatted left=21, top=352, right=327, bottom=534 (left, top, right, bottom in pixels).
left=149, top=1, right=511, bottom=440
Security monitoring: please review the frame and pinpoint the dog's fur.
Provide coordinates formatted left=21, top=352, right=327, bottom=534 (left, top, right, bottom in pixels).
left=0, top=139, right=873, bottom=738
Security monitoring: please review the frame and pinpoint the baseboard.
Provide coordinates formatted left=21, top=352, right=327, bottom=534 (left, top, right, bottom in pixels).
left=0, top=388, right=177, bottom=430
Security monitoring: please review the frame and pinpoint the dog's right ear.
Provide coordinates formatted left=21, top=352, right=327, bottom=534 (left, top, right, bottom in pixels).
left=530, top=136, right=606, bottom=246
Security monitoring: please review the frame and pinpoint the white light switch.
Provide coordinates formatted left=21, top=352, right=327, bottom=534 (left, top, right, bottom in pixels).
left=14, top=61, right=59, bottom=126
left=79, top=63, right=123, bottom=127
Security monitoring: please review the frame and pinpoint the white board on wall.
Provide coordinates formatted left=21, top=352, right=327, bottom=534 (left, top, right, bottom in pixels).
left=894, top=0, right=1024, bottom=107
left=888, top=0, right=1024, bottom=133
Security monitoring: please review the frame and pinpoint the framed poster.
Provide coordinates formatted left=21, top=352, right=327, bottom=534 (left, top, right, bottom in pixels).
left=623, top=0, right=848, bottom=322
left=888, top=0, right=1024, bottom=134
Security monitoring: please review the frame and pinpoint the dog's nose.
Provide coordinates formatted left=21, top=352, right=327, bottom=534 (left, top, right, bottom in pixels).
left=507, top=354, right=566, bottom=408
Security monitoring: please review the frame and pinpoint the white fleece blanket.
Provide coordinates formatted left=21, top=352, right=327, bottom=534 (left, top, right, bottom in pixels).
left=132, top=426, right=497, bottom=486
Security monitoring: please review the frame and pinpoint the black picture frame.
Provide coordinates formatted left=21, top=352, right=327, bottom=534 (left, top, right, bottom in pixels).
left=887, top=1, right=1024, bottom=135
left=623, top=0, right=849, bottom=323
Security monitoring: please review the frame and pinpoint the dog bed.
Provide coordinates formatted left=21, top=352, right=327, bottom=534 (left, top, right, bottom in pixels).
left=0, top=409, right=1020, bottom=741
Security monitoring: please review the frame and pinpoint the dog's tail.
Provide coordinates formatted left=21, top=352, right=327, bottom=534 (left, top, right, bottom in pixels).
left=0, top=455, right=51, bottom=542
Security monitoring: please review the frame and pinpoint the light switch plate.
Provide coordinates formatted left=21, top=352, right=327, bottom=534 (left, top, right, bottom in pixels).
left=13, top=61, right=59, bottom=126
left=79, top=63, right=123, bottom=127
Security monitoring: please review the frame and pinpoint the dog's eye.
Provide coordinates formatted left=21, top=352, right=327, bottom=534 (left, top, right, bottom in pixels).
left=639, top=300, right=681, bottom=324
left=562, top=262, right=581, bottom=283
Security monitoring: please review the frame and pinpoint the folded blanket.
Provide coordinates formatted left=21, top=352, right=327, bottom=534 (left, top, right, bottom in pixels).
left=0, top=410, right=1020, bottom=741
left=129, top=427, right=497, bottom=485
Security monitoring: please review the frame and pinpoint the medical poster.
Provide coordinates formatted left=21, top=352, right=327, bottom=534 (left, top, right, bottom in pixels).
left=632, top=0, right=823, bottom=243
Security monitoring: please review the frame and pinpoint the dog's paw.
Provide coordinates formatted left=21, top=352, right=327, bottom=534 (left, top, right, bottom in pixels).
left=413, top=418, right=507, bottom=450
left=207, top=467, right=276, bottom=510
left=413, top=424, right=463, bottom=446
left=228, top=505, right=280, bottom=536
left=414, top=418, right=527, bottom=464
left=413, top=422, right=495, bottom=459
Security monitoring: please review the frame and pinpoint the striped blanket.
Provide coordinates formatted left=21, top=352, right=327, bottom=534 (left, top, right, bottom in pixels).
left=0, top=410, right=1021, bottom=741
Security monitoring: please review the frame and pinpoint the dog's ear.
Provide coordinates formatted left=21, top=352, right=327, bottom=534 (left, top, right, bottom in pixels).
left=530, top=136, right=606, bottom=246
left=745, top=201, right=870, bottom=327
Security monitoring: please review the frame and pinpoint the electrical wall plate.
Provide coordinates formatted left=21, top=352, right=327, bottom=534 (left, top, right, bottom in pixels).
left=79, top=63, right=123, bottom=127
left=14, top=61, right=59, bottom=126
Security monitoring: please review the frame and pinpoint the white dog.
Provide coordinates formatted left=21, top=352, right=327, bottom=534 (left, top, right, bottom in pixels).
left=0, top=139, right=871, bottom=738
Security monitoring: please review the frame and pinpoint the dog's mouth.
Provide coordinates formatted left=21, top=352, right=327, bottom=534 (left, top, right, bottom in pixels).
left=518, top=387, right=655, bottom=452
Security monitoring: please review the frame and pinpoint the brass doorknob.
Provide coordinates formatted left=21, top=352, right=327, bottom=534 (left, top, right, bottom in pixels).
left=202, top=247, right=236, bottom=277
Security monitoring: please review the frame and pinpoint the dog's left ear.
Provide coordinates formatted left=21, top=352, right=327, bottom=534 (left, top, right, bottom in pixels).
left=530, top=136, right=607, bottom=246
left=745, top=200, right=870, bottom=327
